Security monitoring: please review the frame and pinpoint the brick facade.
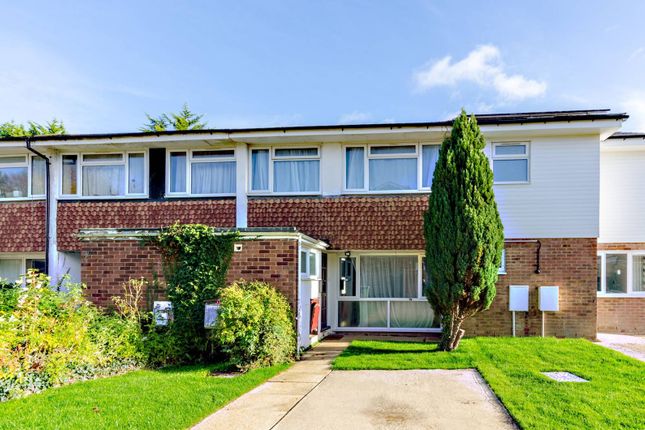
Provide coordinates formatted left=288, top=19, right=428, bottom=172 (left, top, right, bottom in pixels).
left=58, top=199, right=236, bottom=251
left=597, top=298, right=645, bottom=334
left=464, top=238, right=598, bottom=338
left=248, top=195, right=427, bottom=250
left=598, top=242, right=645, bottom=250
left=80, top=237, right=299, bottom=311
left=0, top=201, right=46, bottom=253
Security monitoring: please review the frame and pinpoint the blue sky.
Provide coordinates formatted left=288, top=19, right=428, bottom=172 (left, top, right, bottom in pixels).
left=1, top=0, right=644, bottom=133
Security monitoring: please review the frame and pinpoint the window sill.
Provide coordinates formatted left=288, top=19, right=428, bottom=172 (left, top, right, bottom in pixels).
left=165, top=193, right=236, bottom=198
left=341, top=189, right=431, bottom=195
left=58, top=195, right=149, bottom=201
left=493, top=181, right=530, bottom=185
left=597, top=293, right=645, bottom=298
left=248, top=192, right=322, bottom=197
left=0, top=197, right=46, bottom=203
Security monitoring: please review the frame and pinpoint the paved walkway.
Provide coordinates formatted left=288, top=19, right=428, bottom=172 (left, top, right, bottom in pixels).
left=193, top=336, right=516, bottom=430
left=596, top=333, right=645, bottom=362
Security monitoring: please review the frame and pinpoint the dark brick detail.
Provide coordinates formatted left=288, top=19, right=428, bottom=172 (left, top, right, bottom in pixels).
left=57, top=199, right=236, bottom=251
left=0, top=201, right=46, bottom=252
left=248, top=195, right=428, bottom=250
left=465, top=238, right=597, bottom=339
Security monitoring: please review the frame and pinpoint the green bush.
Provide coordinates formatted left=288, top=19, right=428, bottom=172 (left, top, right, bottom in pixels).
left=212, top=280, right=295, bottom=370
left=0, top=271, right=144, bottom=401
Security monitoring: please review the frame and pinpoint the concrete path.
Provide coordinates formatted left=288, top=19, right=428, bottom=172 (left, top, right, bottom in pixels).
left=192, top=338, right=350, bottom=430
left=596, top=333, right=645, bottom=362
left=193, top=336, right=517, bottom=430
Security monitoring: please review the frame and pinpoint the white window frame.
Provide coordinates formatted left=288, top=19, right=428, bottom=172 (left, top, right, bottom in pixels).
left=597, top=250, right=645, bottom=298
left=248, top=146, right=321, bottom=196
left=492, top=142, right=530, bottom=185
left=59, top=151, right=148, bottom=199
left=342, top=143, right=441, bottom=194
left=300, top=249, right=320, bottom=280
left=336, top=252, right=438, bottom=331
left=165, top=148, right=236, bottom=198
left=0, top=253, right=46, bottom=284
left=498, top=249, right=507, bottom=275
left=0, top=154, right=46, bottom=201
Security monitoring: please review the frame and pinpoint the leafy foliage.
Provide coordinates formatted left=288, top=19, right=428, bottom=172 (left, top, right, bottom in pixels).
left=0, top=119, right=66, bottom=138
left=424, top=110, right=504, bottom=351
left=153, top=224, right=237, bottom=361
left=213, top=281, right=295, bottom=370
left=140, top=104, right=207, bottom=132
left=0, top=271, right=144, bottom=401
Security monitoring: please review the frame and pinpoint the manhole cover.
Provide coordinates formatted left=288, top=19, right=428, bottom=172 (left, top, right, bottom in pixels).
left=541, top=371, right=588, bottom=382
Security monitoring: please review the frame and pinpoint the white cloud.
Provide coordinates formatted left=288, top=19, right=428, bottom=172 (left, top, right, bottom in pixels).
left=339, top=111, right=371, bottom=124
left=622, top=94, right=645, bottom=131
left=628, top=47, right=645, bottom=63
left=414, top=45, right=547, bottom=101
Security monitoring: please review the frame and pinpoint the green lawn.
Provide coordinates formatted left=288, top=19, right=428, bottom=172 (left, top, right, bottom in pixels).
left=333, top=337, right=645, bottom=430
left=0, top=363, right=288, bottom=430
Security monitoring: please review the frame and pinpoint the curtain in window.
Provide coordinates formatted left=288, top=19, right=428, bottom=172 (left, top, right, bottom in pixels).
left=82, top=165, right=124, bottom=196
left=338, top=301, right=387, bottom=327
left=633, top=256, right=645, bottom=292
left=274, top=148, right=318, bottom=157
left=390, top=301, right=437, bottom=328
left=360, top=255, right=418, bottom=298
left=128, top=154, right=145, bottom=194
left=191, top=162, right=235, bottom=194
left=422, top=145, right=440, bottom=188
left=368, top=159, right=417, bottom=191
left=345, top=147, right=364, bottom=189
left=0, top=167, right=28, bottom=198
left=274, top=160, right=319, bottom=192
left=169, top=153, right=186, bottom=193
left=0, top=259, right=21, bottom=284
left=31, top=157, right=46, bottom=195
left=251, top=150, right=269, bottom=190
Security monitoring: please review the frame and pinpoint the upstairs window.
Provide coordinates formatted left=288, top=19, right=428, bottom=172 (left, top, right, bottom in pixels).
left=168, top=149, right=236, bottom=196
left=0, top=155, right=46, bottom=199
left=61, top=152, right=146, bottom=198
left=344, top=143, right=440, bottom=192
left=492, top=143, right=529, bottom=184
left=250, top=147, right=320, bottom=194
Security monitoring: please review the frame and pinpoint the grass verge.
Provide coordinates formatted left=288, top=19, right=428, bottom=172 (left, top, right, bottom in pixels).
left=0, top=363, right=288, bottom=430
left=333, top=337, right=644, bottom=429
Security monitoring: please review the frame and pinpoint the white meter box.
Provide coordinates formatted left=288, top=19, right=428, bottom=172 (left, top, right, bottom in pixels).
left=509, top=285, right=529, bottom=312
left=153, top=301, right=173, bottom=326
left=204, top=302, right=221, bottom=329
left=539, top=286, right=559, bottom=312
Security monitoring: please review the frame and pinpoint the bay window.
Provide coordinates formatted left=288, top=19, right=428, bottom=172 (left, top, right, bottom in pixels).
left=597, top=251, right=645, bottom=296
left=167, top=149, right=236, bottom=196
left=250, top=147, right=320, bottom=194
left=0, top=155, right=46, bottom=199
left=344, top=143, right=440, bottom=192
left=61, top=152, right=147, bottom=198
left=492, top=142, right=529, bottom=184
left=337, top=254, right=440, bottom=329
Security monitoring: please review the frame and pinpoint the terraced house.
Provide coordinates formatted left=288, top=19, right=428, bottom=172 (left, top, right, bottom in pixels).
left=0, top=109, right=642, bottom=348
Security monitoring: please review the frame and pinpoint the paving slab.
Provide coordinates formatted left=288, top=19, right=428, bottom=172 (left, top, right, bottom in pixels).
left=274, top=370, right=517, bottom=430
left=596, top=333, right=645, bottom=362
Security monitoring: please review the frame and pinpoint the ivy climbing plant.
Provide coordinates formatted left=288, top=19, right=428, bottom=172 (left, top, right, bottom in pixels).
left=153, top=223, right=238, bottom=361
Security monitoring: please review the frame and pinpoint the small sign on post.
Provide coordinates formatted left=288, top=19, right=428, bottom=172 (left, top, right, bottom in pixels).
left=153, top=301, right=173, bottom=326
left=204, top=300, right=221, bottom=329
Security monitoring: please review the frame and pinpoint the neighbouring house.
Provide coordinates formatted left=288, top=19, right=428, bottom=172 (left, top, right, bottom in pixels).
left=0, top=109, right=642, bottom=348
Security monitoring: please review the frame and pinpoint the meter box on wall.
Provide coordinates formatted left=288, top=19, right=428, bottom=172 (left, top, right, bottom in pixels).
left=539, top=286, right=559, bottom=312
left=204, top=301, right=221, bottom=328
left=509, top=285, right=529, bottom=312
left=153, top=301, right=173, bottom=326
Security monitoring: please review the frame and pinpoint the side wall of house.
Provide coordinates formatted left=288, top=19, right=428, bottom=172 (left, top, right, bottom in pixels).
left=80, top=237, right=298, bottom=311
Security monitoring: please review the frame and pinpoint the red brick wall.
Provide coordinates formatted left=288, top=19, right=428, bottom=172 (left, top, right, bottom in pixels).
left=0, top=201, right=46, bottom=252
left=248, top=195, right=427, bottom=250
left=598, top=242, right=645, bottom=250
left=464, top=238, right=597, bottom=338
left=58, top=199, right=236, bottom=251
left=597, top=298, right=645, bottom=334
left=81, top=237, right=299, bottom=311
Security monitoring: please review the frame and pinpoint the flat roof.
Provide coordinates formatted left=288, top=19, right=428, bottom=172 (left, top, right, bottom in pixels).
left=607, top=131, right=645, bottom=140
left=0, top=109, right=628, bottom=142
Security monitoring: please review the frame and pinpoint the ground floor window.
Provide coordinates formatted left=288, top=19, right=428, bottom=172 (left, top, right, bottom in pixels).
left=597, top=251, right=645, bottom=296
left=338, top=254, right=440, bottom=329
left=0, top=255, right=46, bottom=285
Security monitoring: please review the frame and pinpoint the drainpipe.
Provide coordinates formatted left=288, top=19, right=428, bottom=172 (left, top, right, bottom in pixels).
left=25, top=138, right=51, bottom=275
left=296, top=234, right=302, bottom=360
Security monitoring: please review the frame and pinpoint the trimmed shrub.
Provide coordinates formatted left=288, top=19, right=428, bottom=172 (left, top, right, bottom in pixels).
left=212, top=280, right=295, bottom=370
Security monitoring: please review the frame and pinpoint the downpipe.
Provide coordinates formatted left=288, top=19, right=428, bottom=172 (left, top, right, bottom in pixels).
left=25, top=138, right=51, bottom=276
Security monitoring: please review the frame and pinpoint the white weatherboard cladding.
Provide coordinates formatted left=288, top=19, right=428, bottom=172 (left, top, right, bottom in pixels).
left=493, top=135, right=599, bottom=239
left=599, top=149, right=645, bottom=243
